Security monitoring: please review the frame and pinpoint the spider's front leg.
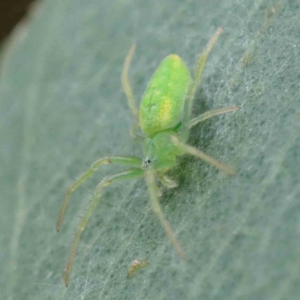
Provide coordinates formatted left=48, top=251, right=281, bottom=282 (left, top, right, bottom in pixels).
left=63, top=168, right=144, bottom=287
left=56, top=156, right=141, bottom=232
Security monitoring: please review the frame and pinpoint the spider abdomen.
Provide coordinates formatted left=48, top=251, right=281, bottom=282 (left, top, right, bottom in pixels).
left=140, top=55, right=191, bottom=137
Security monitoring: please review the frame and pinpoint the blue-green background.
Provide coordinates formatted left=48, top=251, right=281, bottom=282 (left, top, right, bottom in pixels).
left=1, top=0, right=300, bottom=299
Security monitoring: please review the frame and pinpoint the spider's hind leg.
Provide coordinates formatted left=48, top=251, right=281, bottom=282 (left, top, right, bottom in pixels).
left=171, top=135, right=235, bottom=176
left=121, top=43, right=143, bottom=141
left=189, top=106, right=240, bottom=128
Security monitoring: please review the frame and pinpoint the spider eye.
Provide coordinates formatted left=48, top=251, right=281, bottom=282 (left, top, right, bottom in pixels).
left=142, top=158, right=152, bottom=169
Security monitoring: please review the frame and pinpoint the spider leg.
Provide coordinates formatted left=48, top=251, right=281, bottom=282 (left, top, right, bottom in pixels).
left=121, top=43, right=141, bottom=140
left=63, top=168, right=144, bottom=287
left=121, top=43, right=139, bottom=119
left=56, top=156, right=141, bottom=232
left=184, top=27, right=223, bottom=124
left=130, top=122, right=145, bottom=142
left=189, top=106, right=240, bottom=128
left=171, top=135, right=236, bottom=176
left=145, top=169, right=184, bottom=258
left=157, top=173, right=178, bottom=189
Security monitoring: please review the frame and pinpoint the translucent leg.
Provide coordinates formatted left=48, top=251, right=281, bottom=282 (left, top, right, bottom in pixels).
left=145, top=169, right=184, bottom=258
left=157, top=173, right=178, bottom=189
left=184, top=27, right=223, bottom=123
left=121, top=43, right=139, bottom=122
left=56, top=156, right=141, bottom=232
left=130, top=122, right=145, bottom=142
left=171, top=135, right=236, bottom=176
left=63, top=168, right=144, bottom=287
left=189, top=106, right=240, bottom=128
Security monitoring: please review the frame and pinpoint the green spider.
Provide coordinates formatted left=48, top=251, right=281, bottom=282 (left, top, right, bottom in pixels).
left=57, top=27, right=239, bottom=286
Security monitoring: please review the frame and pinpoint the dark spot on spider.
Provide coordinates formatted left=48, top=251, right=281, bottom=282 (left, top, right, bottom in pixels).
left=142, top=159, right=151, bottom=169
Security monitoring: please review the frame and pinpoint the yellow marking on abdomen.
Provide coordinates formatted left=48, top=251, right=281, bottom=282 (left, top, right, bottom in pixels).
left=158, top=97, right=172, bottom=126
